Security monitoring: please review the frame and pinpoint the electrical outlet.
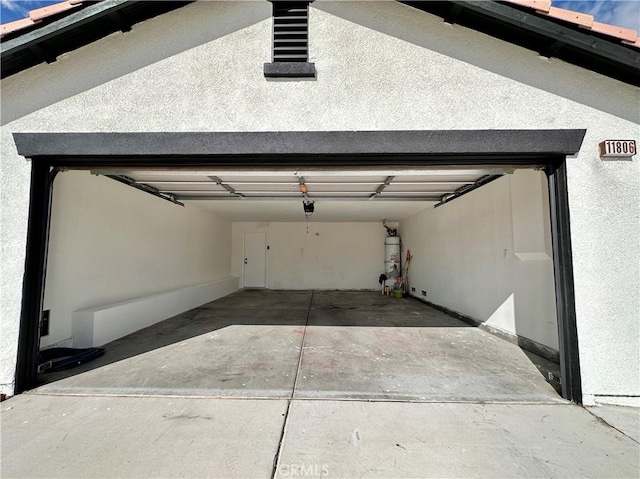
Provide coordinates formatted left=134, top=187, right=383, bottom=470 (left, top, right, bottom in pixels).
left=411, top=287, right=416, bottom=292
left=547, top=372, right=560, bottom=382
left=421, top=290, right=427, bottom=297
left=41, top=310, right=50, bottom=336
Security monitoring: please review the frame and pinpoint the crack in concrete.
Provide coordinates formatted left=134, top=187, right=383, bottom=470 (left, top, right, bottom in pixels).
left=271, top=290, right=314, bottom=479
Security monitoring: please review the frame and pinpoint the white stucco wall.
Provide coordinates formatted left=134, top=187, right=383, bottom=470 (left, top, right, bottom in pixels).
left=39, top=171, right=233, bottom=349
left=1, top=1, right=638, bottom=400
left=231, top=222, right=387, bottom=290
left=400, top=170, right=558, bottom=350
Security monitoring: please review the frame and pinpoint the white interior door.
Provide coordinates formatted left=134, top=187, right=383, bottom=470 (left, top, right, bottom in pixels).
left=243, top=232, right=266, bottom=288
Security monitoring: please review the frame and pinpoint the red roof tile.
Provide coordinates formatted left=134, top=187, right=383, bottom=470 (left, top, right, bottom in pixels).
left=504, top=0, right=639, bottom=48
left=1, top=17, right=41, bottom=38
left=507, top=0, right=552, bottom=13
left=1, top=0, right=638, bottom=50
left=29, top=1, right=80, bottom=22
left=622, top=37, right=640, bottom=48
left=591, top=21, right=638, bottom=43
left=1, top=0, right=83, bottom=39
left=542, top=6, right=593, bottom=28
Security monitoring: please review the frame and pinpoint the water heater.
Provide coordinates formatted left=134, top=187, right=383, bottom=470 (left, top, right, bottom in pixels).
left=384, top=236, right=401, bottom=276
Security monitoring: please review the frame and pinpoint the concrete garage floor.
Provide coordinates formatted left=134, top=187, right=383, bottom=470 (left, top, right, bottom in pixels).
left=35, top=290, right=560, bottom=402
left=3, top=291, right=639, bottom=478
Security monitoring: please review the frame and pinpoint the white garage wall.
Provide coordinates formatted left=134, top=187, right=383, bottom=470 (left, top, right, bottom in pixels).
left=1, top=1, right=637, bottom=401
left=400, top=170, right=559, bottom=351
left=41, top=171, right=234, bottom=348
left=232, top=222, right=387, bottom=290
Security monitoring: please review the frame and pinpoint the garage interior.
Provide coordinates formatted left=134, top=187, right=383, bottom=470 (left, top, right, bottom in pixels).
left=34, top=163, right=563, bottom=402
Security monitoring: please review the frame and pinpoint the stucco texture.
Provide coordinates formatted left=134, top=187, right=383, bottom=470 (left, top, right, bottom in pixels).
left=1, top=1, right=638, bottom=399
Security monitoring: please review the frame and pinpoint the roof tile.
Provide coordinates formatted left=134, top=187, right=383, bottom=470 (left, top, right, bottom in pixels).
left=503, top=0, right=639, bottom=49
left=30, top=1, right=81, bottom=22
left=622, top=37, right=640, bottom=48
left=1, top=17, right=39, bottom=38
left=591, top=21, right=637, bottom=43
left=1, top=0, right=84, bottom=38
left=2, top=0, right=638, bottom=51
left=504, top=0, right=551, bottom=13
left=540, top=6, right=593, bottom=28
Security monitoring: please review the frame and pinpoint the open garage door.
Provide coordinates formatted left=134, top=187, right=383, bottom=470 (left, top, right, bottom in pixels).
left=95, top=168, right=502, bottom=204
left=13, top=130, right=585, bottom=403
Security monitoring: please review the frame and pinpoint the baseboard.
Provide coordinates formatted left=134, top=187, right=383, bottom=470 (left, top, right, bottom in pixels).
left=411, top=296, right=560, bottom=364
left=263, top=288, right=379, bottom=291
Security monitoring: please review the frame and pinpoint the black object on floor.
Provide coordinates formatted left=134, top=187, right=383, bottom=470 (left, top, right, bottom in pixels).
left=38, top=347, right=105, bottom=373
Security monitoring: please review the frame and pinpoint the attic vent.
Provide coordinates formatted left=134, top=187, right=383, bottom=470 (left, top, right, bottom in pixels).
left=273, top=1, right=309, bottom=62
left=264, top=1, right=316, bottom=78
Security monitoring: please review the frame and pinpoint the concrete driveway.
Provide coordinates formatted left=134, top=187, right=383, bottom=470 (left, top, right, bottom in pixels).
left=2, top=291, right=638, bottom=478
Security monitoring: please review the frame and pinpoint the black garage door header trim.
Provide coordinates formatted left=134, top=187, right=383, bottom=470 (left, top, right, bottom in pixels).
left=14, top=130, right=586, bottom=159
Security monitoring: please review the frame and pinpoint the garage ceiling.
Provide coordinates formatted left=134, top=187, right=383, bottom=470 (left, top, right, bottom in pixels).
left=94, top=168, right=509, bottom=222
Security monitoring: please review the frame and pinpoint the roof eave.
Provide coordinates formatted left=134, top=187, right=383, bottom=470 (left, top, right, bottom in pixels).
left=401, top=0, right=640, bottom=86
left=0, top=0, right=194, bottom=79
left=1, top=0, right=130, bottom=56
left=1, top=0, right=638, bottom=85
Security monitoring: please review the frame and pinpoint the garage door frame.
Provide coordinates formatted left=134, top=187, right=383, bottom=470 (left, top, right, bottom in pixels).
left=12, top=129, right=586, bottom=402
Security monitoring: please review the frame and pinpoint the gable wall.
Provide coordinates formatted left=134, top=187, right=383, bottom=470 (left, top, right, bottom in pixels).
left=1, top=1, right=638, bottom=402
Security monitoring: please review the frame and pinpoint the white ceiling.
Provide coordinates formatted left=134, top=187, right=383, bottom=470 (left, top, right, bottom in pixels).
left=95, top=168, right=509, bottom=222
